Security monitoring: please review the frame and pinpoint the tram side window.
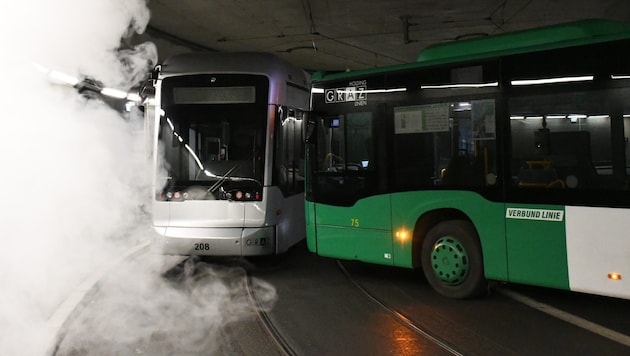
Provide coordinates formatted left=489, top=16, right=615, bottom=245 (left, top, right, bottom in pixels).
left=274, top=107, right=306, bottom=195
left=393, top=99, right=497, bottom=188
left=625, top=108, right=630, bottom=177
left=510, top=90, right=615, bottom=190
left=621, top=87, right=630, bottom=179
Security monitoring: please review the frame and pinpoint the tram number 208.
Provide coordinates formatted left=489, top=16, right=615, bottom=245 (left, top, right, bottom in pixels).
left=194, top=243, right=210, bottom=251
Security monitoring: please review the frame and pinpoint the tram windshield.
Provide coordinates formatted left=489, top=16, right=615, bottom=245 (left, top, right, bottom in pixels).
left=157, top=74, right=268, bottom=201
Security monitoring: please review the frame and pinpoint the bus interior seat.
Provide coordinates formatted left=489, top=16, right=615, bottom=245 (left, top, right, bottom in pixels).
left=517, top=131, right=596, bottom=188
left=517, top=160, right=564, bottom=188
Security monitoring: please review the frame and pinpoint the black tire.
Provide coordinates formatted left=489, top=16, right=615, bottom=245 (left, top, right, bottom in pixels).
left=421, top=220, right=487, bottom=299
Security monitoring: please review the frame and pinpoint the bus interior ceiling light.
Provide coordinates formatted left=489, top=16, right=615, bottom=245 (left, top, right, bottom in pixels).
left=511, top=75, right=593, bottom=86
left=363, top=88, right=407, bottom=93
left=420, top=82, right=498, bottom=89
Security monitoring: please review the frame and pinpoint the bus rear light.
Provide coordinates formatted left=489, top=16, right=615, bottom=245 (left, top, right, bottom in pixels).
left=608, top=273, right=622, bottom=280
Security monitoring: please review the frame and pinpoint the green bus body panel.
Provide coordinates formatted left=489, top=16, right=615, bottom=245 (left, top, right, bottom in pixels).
left=316, top=226, right=393, bottom=265
left=389, top=191, right=507, bottom=280
left=307, top=192, right=571, bottom=289
left=505, top=204, right=569, bottom=290
left=310, top=19, right=630, bottom=82
left=305, top=201, right=317, bottom=252
left=307, top=191, right=509, bottom=281
left=309, top=195, right=393, bottom=265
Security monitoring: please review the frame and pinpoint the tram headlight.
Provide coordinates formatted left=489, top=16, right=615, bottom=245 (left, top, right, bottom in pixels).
left=158, top=190, right=185, bottom=201
left=227, top=189, right=262, bottom=201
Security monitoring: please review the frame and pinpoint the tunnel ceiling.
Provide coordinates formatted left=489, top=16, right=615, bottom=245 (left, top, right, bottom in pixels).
left=141, top=0, right=630, bottom=72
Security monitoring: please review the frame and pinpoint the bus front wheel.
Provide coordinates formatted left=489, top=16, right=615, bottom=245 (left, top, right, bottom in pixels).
left=421, top=220, right=487, bottom=299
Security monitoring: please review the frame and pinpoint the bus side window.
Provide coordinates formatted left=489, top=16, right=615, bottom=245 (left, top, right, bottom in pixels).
left=441, top=150, right=485, bottom=186
left=510, top=90, right=615, bottom=190
left=441, top=100, right=495, bottom=187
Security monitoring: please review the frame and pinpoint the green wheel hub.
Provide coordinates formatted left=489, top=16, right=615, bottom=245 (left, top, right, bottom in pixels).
left=430, top=236, right=469, bottom=285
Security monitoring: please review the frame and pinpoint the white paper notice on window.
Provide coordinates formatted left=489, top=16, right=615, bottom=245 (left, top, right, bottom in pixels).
left=394, top=103, right=450, bottom=134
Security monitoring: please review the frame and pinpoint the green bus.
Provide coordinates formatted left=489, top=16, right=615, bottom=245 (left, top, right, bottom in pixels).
left=305, top=19, right=630, bottom=299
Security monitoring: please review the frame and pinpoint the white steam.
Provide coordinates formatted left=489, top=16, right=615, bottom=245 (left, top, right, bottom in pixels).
left=55, top=256, right=278, bottom=355
left=0, top=2, right=278, bottom=355
left=0, top=0, right=157, bottom=355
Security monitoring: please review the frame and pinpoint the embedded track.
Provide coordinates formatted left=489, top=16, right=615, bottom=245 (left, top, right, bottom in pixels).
left=50, top=241, right=630, bottom=355
left=245, top=273, right=298, bottom=356
left=336, top=260, right=463, bottom=356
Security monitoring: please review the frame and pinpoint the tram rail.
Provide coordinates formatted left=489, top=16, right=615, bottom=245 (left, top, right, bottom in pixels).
left=245, top=273, right=298, bottom=356
left=336, top=260, right=463, bottom=356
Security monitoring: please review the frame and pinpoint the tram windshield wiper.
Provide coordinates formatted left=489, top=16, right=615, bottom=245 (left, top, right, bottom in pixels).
left=206, top=152, right=261, bottom=193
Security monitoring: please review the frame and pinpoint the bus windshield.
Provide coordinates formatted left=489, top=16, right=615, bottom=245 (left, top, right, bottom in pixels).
left=158, top=74, right=268, bottom=201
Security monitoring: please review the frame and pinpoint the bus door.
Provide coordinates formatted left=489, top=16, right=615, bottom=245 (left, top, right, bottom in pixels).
left=308, top=112, right=393, bottom=266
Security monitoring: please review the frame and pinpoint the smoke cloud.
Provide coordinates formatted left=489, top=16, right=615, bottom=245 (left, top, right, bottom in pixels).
left=0, top=0, right=156, bottom=354
left=0, top=1, right=272, bottom=355
left=54, top=256, right=278, bottom=355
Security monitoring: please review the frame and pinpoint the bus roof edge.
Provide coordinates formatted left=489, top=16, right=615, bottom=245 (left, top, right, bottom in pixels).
left=417, top=19, right=630, bottom=64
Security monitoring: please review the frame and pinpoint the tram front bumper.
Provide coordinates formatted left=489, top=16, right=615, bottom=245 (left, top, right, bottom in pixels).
left=157, top=226, right=276, bottom=256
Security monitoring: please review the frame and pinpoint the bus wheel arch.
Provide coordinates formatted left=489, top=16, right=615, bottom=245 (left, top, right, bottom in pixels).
left=414, top=212, right=487, bottom=299
left=411, top=209, right=467, bottom=268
